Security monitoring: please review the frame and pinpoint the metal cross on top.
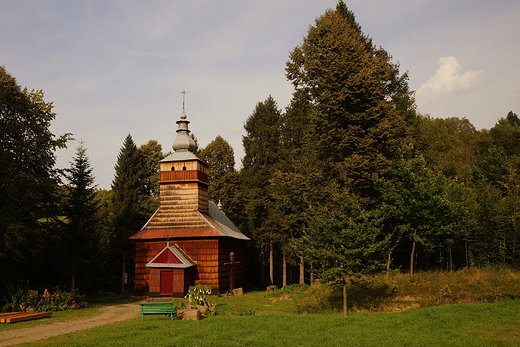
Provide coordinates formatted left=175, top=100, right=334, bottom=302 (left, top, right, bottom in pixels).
left=178, top=87, right=190, bottom=111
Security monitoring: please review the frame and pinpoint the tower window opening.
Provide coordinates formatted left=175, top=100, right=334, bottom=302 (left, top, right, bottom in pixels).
left=182, top=166, right=187, bottom=171
left=171, top=167, right=175, bottom=171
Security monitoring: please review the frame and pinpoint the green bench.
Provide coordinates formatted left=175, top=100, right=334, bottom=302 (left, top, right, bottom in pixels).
left=140, top=302, right=176, bottom=321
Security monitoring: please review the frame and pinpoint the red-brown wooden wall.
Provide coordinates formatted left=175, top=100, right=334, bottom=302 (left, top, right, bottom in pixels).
left=134, top=238, right=247, bottom=296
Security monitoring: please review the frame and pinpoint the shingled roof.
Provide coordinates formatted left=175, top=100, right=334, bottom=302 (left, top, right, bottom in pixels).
left=129, top=201, right=250, bottom=241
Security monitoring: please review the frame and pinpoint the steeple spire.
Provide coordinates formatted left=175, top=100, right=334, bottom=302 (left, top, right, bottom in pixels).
left=172, top=87, right=196, bottom=153
left=179, top=86, right=190, bottom=120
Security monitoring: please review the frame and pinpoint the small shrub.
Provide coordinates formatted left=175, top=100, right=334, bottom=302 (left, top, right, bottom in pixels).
left=2, top=284, right=26, bottom=312
left=347, top=277, right=395, bottom=311
left=293, top=282, right=338, bottom=314
left=185, top=284, right=212, bottom=306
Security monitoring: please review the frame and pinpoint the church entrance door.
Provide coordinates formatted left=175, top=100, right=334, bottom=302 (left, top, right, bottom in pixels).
left=160, top=271, right=173, bottom=295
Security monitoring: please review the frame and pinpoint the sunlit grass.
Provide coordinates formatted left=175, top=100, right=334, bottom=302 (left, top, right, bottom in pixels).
left=5, top=267, right=520, bottom=346
left=19, top=301, right=520, bottom=347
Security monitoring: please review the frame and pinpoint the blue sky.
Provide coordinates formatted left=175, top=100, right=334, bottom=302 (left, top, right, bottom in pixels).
left=2, top=0, right=519, bottom=189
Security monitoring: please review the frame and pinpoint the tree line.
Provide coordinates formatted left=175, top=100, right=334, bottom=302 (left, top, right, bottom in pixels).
left=217, top=2, right=520, bottom=293
left=1, top=2, right=519, bottom=304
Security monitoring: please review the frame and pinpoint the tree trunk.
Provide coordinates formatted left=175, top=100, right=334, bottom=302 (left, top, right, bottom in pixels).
left=449, top=250, right=453, bottom=271
left=269, top=240, right=274, bottom=286
left=343, top=274, right=348, bottom=317
left=410, top=234, right=416, bottom=280
left=71, top=255, right=76, bottom=291
left=465, top=240, right=469, bottom=268
left=310, top=263, right=314, bottom=284
left=121, top=252, right=126, bottom=295
left=260, top=251, right=266, bottom=288
left=299, top=256, right=305, bottom=284
left=386, top=251, right=392, bottom=278
left=386, top=230, right=399, bottom=277
left=282, top=254, right=287, bottom=288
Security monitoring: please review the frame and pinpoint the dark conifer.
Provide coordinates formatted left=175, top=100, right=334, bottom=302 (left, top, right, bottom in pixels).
left=241, top=96, right=283, bottom=286
left=63, top=141, right=99, bottom=291
left=110, top=134, right=147, bottom=293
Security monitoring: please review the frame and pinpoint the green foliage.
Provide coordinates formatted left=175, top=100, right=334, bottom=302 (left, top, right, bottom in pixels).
left=138, top=140, right=164, bottom=213
left=240, top=96, right=284, bottom=285
left=0, top=66, right=72, bottom=305
left=489, top=113, right=520, bottom=156
left=108, top=134, right=150, bottom=293
left=304, top=192, right=385, bottom=283
left=376, top=147, right=468, bottom=272
left=412, top=115, right=477, bottom=181
left=291, top=282, right=339, bottom=314
left=199, top=136, right=242, bottom=224
left=285, top=1, right=412, bottom=196
left=111, top=134, right=147, bottom=226
left=199, top=135, right=236, bottom=178
left=2, top=283, right=27, bottom=312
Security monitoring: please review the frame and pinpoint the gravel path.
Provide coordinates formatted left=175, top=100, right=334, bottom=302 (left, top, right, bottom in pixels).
left=0, top=303, right=139, bottom=346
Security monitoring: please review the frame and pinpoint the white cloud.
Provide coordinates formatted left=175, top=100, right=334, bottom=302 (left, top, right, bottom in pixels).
left=415, top=56, right=483, bottom=106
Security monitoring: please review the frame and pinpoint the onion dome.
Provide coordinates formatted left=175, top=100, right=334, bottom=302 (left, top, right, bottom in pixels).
left=172, top=106, right=196, bottom=153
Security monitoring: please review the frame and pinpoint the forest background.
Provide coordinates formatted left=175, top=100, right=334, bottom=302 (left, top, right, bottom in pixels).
left=1, top=2, right=519, bottom=306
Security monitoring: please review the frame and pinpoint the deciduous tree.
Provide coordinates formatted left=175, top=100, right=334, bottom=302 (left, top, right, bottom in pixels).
left=199, top=136, right=242, bottom=225
left=302, top=192, right=384, bottom=316
left=285, top=0, right=412, bottom=197
left=138, top=140, right=164, bottom=214
left=376, top=148, right=466, bottom=276
left=0, top=66, right=70, bottom=291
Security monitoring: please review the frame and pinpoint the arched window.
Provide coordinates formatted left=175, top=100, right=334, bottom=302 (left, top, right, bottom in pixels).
left=182, top=166, right=187, bottom=171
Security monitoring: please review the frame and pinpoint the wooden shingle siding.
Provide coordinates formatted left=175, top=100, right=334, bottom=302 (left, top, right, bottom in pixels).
left=133, top=238, right=247, bottom=294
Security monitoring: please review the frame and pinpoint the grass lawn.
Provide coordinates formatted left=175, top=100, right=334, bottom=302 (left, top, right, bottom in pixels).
left=5, top=269, right=520, bottom=346
left=16, top=300, right=520, bottom=347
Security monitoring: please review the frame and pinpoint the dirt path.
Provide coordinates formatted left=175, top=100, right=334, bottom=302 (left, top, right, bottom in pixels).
left=0, top=303, right=139, bottom=346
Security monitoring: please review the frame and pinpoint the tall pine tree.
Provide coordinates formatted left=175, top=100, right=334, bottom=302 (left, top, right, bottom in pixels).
left=110, top=134, right=147, bottom=293
left=62, top=141, right=99, bottom=291
left=241, top=96, right=283, bottom=286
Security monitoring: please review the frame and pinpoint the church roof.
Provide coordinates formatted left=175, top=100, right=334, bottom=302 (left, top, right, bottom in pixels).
left=130, top=95, right=249, bottom=242
left=146, top=243, right=197, bottom=268
left=129, top=201, right=250, bottom=241
left=160, top=150, right=200, bottom=163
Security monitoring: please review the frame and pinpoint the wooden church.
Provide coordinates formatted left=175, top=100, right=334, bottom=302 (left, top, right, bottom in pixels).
left=129, top=104, right=249, bottom=297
